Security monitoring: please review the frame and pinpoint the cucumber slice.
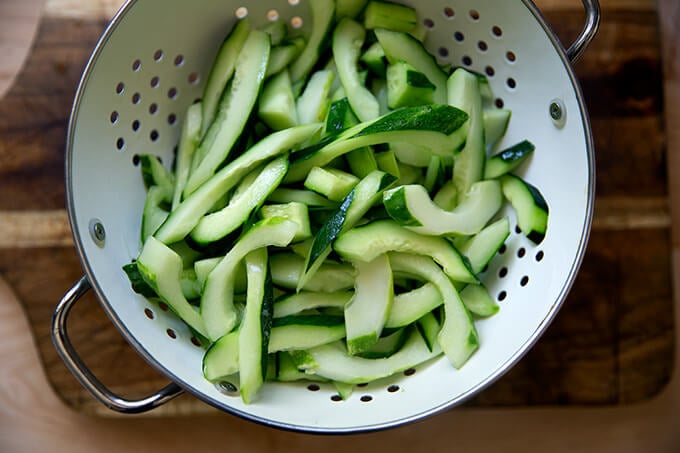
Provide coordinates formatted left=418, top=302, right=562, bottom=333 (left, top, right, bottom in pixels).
left=388, top=252, right=478, bottom=368
left=448, top=68, right=486, bottom=202
left=360, top=42, right=388, bottom=78
left=172, top=102, right=203, bottom=210
left=432, top=180, right=458, bottom=210
left=484, top=108, right=512, bottom=149
left=274, top=291, right=352, bottom=318
left=396, top=162, right=422, bottom=185
left=269, top=253, right=355, bottom=292
left=333, top=18, right=380, bottom=122
left=290, top=0, right=335, bottom=83
left=500, top=174, right=549, bottom=244
left=416, top=311, right=440, bottom=352
left=374, top=150, right=400, bottom=176
left=300, top=171, right=396, bottom=291
left=345, top=254, right=393, bottom=354
left=200, top=19, right=251, bottom=137
left=190, top=156, right=288, bottom=245
left=287, top=104, right=469, bottom=182
left=484, top=140, right=535, bottom=179
left=391, top=142, right=432, bottom=167
left=356, top=328, right=408, bottom=359
left=325, top=97, right=359, bottom=135
left=266, top=43, right=303, bottom=78
left=458, top=216, right=510, bottom=274
left=260, top=19, right=287, bottom=46
left=304, top=166, right=359, bottom=201
left=269, top=315, right=346, bottom=352
left=195, top=257, right=247, bottom=294
left=136, top=237, right=208, bottom=338
left=364, top=1, right=417, bottom=33
left=267, top=188, right=338, bottom=210
left=239, top=248, right=273, bottom=404
left=202, top=330, right=239, bottom=381
left=460, top=283, right=499, bottom=318
left=386, top=61, right=435, bottom=109
left=334, top=219, right=477, bottom=283
left=297, top=70, right=335, bottom=125
left=346, top=147, right=378, bottom=178
left=385, top=282, right=442, bottom=329
left=139, top=154, right=174, bottom=200
left=336, top=0, right=369, bottom=19
left=201, top=217, right=298, bottom=341
left=291, top=329, right=437, bottom=384
left=383, top=180, right=502, bottom=236
left=155, top=123, right=320, bottom=244
left=260, top=202, right=312, bottom=242
left=185, top=30, right=271, bottom=196
left=141, top=186, right=169, bottom=243
left=258, top=69, right=298, bottom=130
left=374, top=28, right=447, bottom=104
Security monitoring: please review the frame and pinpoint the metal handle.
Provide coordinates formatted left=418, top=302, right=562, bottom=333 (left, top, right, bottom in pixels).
left=566, top=0, right=601, bottom=63
left=51, top=276, right=183, bottom=414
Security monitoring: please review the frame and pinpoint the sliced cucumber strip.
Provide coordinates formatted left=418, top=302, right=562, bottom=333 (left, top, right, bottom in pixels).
left=200, top=19, right=251, bottom=137
left=266, top=43, right=303, bottom=78
left=260, top=19, right=287, bottom=46
left=190, top=156, right=289, bottom=245
left=325, top=97, right=359, bottom=135
left=139, top=154, right=174, bottom=200
left=484, top=108, right=511, bottom=149
left=345, top=254, right=393, bottom=354
left=374, top=149, right=400, bottom=176
left=333, top=18, right=380, bottom=122
left=388, top=252, right=478, bottom=368
left=238, top=248, right=273, bottom=404
left=500, top=174, right=549, bottom=244
left=137, top=237, right=208, bottom=337
left=304, top=166, right=359, bottom=202
left=172, top=102, right=203, bottom=210
left=385, top=282, right=442, bottom=329
left=383, top=180, right=502, bottom=236
left=258, top=69, right=298, bottom=130
left=155, top=123, right=320, bottom=244
left=346, top=147, right=378, bottom=178
left=274, top=291, right=352, bottom=318
left=361, top=42, right=388, bottom=78
left=484, top=140, right=535, bottom=179
left=269, top=253, right=355, bottom=292
left=375, top=28, right=447, bottom=104
left=141, top=186, right=169, bottom=243
left=334, top=219, right=477, bottom=283
left=364, top=1, right=417, bottom=33
left=458, top=216, right=510, bottom=274
left=336, top=0, right=368, bottom=19
left=460, top=283, right=499, bottom=318
left=202, top=330, right=239, bottom=381
left=386, top=60, right=435, bottom=109
left=185, top=30, right=271, bottom=196
left=290, top=0, right=335, bottom=83
left=292, top=329, right=437, bottom=384
left=269, top=315, right=346, bottom=352
left=297, top=70, right=335, bottom=125
left=356, top=328, right=408, bottom=359
left=260, top=202, right=312, bottom=242
left=416, top=311, right=440, bottom=352
left=267, top=188, right=338, bottom=209
left=432, top=180, right=458, bottom=210
left=201, top=217, right=298, bottom=341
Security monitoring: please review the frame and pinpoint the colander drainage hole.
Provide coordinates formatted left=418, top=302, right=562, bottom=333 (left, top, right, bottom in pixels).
left=443, top=7, right=455, bottom=18
left=150, top=76, right=160, bottom=88
left=115, top=82, right=125, bottom=94
left=506, top=51, right=516, bottom=63
left=154, top=49, right=164, bottom=62
left=132, top=119, right=141, bottom=132
left=520, top=276, right=529, bottom=287
left=132, top=59, right=141, bottom=71
left=498, top=267, right=508, bottom=278
left=403, top=368, right=416, bottom=376
left=110, top=111, right=118, bottom=124
left=150, top=130, right=159, bottom=142
left=469, top=9, right=480, bottom=21
left=454, top=31, right=464, bottom=42
left=360, top=395, right=373, bottom=402
left=495, top=98, right=504, bottom=108
left=288, top=0, right=299, bottom=6
left=515, top=225, right=522, bottom=234
left=116, top=137, right=125, bottom=151
left=132, top=92, right=141, bottom=104
left=168, top=113, right=177, bottom=125
left=174, top=55, right=184, bottom=66
left=132, top=154, right=140, bottom=165
left=517, top=247, right=526, bottom=258
left=144, top=308, right=154, bottom=319
left=235, top=6, right=248, bottom=19
left=478, top=40, right=488, bottom=52
left=535, top=250, right=544, bottom=262
left=462, top=56, right=472, bottom=66
left=166, top=328, right=177, bottom=339
left=497, top=291, right=507, bottom=302
left=498, top=244, right=507, bottom=254
left=485, top=66, right=495, bottom=77
left=290, top=16, right=303, bottom=29
left=387, top=385, right=400, bottom=393
left=190, top=336, right=202, bottom=347
left=507, top=78, right=517, bottom=89
left=267, top=9, right=279, bottom=21
left=492, top=26, right=503, bottom=37
left=330, top=394, right=343, bottom=402
left=168, top=87, right=178, bottom=99
left=307, top=384, right=320, bottom=392
left=438, top=47, right=449, bottom=58
left=188, top=72, right=200, bottom=85
left=158, top=302, right=169, bottom=311
left=423, top=18, right=434, bottom=29
left=149, top=103, right=158, bottom=115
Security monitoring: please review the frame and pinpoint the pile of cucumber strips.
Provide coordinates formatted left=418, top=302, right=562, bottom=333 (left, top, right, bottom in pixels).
left=124, top=0, right=549, bottom=403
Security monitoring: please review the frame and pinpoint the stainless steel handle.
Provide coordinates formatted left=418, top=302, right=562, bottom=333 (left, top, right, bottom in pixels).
left=566, top=0, right=601, bottom=63
left=51, top=276, right=183, bottom=414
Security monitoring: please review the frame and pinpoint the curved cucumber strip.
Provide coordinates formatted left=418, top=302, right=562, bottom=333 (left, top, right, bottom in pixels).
left=239, top=248, right=272, bottom=404
left=172, top=102, right=203, bottom=210
left=190, top=156, right=289, bottom=244
left=460, top=283, right=499, bottom=318
left=448, top=68, right=485, bottom=202
left=289, top=0, right=335, bottom=83
left=270, top=253, right=355, bottom=292
left=458, top=217, right=510, bottom=274
left=137, top=237, right=208, bottom=338
left=344, top=254, right=393, bottom=355
left=385, top=282, right=442, bottom=329
left=269, top=315, right=346, bottom=352
left=383, top=180, right=503, bottom=236
left=300, top=170, right=396, bottom=291
left=260, top=202, right=312, bottom=242
left=185, top=30, right=270, bottom=196
left=273, top=291, right=352, bottom=318
left=154, top=123, right=320, bottom=244
left=297, top=69, right=335, bottom=125
left=334, top=219, right=477, bottom=283
left=287, top=105, right=468, bottom=182
left=484, top=140, right=535, bottom=179
left=291, top=328, right=437, bottom=384
left=258, top=69, right=298, bottom=130
left=200, top=19, right=251, bottom=137
left=484, top=108, right=511, bottom=150
left=141, top=186, right=169, bottom=243
left=374, top=28, right=447, bottom=104
left=500, top=174, right=549, bottom=244
left=202, top=330, right=239, bottom=381
left=201, top=217, right=298, bottom=341
left=388, top=252, right=478, bottom=368
left=139, top=154, right=174, bottom=200
left=333, top=18, right=380, bottom=122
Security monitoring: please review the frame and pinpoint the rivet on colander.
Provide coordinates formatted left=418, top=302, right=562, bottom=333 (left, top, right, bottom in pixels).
left=89, top=219, right=106, bottom=247
left=215, top=381, right=239, bottom=396
left=550, top=99, right=566, bottom=128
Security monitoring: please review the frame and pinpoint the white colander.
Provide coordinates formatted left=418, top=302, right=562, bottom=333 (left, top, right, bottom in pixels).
left=52, top=0, right=600, bottom=433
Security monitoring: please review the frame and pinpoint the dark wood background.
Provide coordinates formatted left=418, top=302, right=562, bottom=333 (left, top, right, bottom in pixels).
left=0, top=0, right=672, bottom=415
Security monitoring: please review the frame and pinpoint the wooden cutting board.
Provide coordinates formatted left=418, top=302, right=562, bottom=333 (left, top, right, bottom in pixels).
left=0, top=0, right=673, bottom=416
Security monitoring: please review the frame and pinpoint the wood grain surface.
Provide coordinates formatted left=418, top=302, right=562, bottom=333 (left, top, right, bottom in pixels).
left=0, top=0, right=674, bottom=417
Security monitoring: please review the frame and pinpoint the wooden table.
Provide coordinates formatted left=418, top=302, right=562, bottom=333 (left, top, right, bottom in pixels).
left=1, top=0, right=679, bottom=450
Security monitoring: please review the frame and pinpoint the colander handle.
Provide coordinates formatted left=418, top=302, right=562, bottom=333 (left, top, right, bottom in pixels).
left=566, top=0, right=601, bottom=62
left=51, top=276, right=184, bottom=414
